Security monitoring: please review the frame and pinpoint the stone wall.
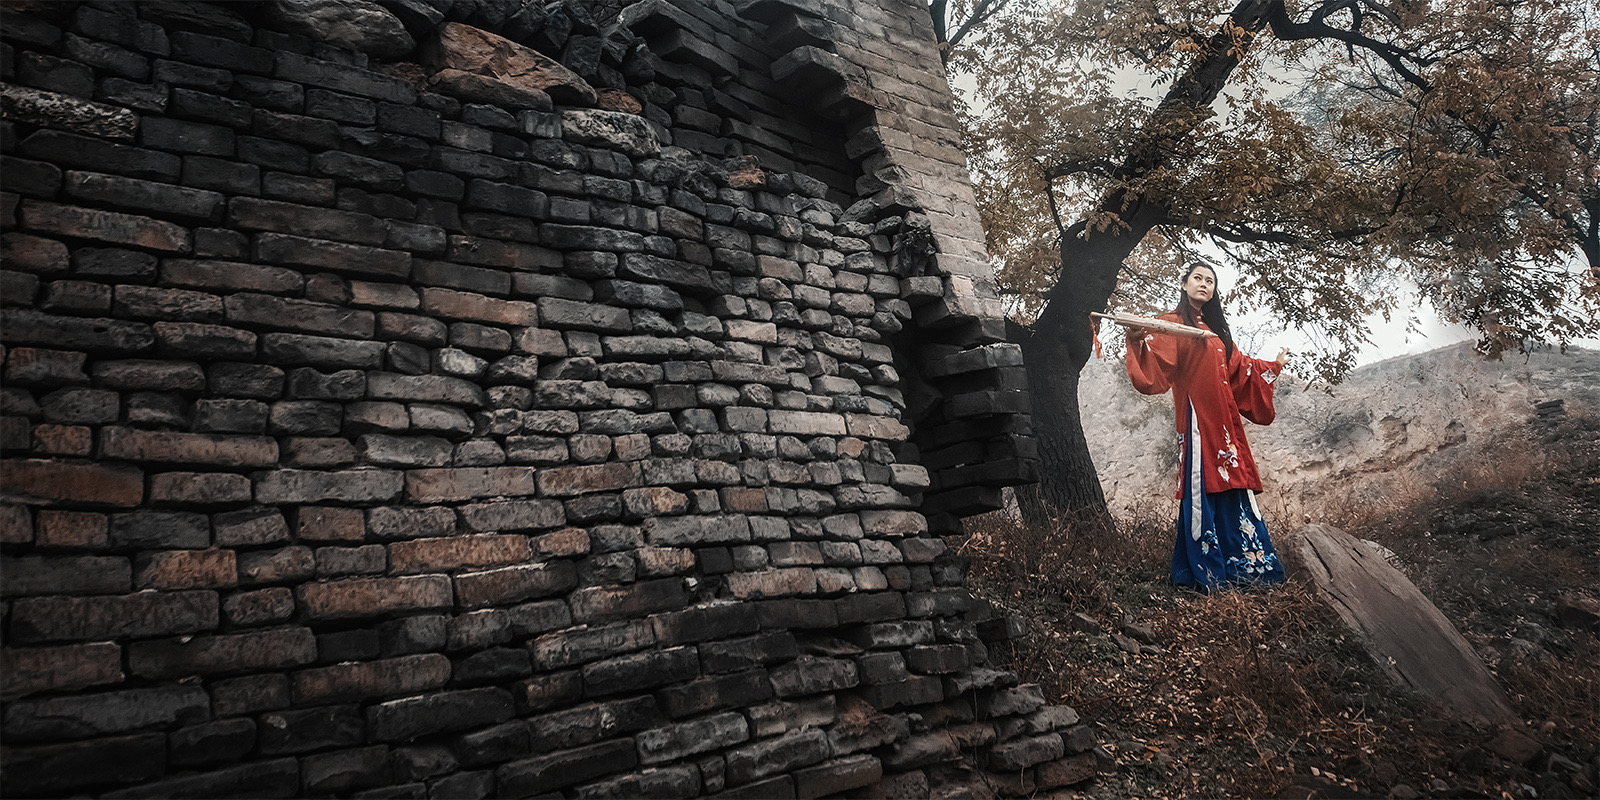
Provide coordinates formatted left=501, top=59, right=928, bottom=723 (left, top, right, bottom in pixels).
left=0, top=1, right=1083, bottom=797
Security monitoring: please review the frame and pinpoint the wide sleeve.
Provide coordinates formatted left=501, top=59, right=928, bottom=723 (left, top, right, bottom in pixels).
left=1125, top=329, right=1179, bottom=396
left=1229, top=348, right=1279, bottom=425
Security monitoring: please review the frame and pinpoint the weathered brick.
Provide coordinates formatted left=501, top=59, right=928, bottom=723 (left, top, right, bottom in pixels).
left=656, top=669, right=774, bottom=719
left=254, top=469, right=403, bottom=504
left=168, top=718, right=259, bottom=770
left=405, top=466, right=538, bottom=503
left=128, top=626, right=316, bottom=678
left=222, top=586, right=295, bottom=626
left=213, top=508, right=289, bottom=547
left=161, top=258, right=303, bottom=294
left=293, top=653, right=452, bottom=704
left=2, top=684, right=208, bottom=739
left=1, top=733, right=166, bottom=795
left=255, top=232, right=410, bottom=278
left=421, top=287, right=536, bottom=326
left=454, top=561, right=577, bottom=609
left=728, top=567, right=818, bottom=600
left=257, top=705, right=366, bottom=755
left=724, top=728, right=831, bottom=786
left=389, top=533, right=530, bottom=574
left=101, top=426, right=277, bottom=467
left=229, top=196, right=385, bottom=244
left=8, top=589, right=217, bottom=643
left=20, top=199, right=190, bottom=251
left=530, top=619, right=655, bottom=671
left=2, top=309, right=155, bottom=352
left=0, top=642, right=123, bottom=696
left=771, top=656, right=859, bottom=698
left=297, top=575, right=452, bottom=620
left=149, top=471, right=252, bottom=504
left=237, top=545, right=314, bottom=586
left=0, top=554, right=130, bottom=597
left=301, top=745, right=393, bottom=794
left=92, top=358, right=207, bottom=391
left=367, top=687, right=513, bottom=742
left=134, top=548, right=236, bottom=589
left=568, top=577, right=689, bottom=624
left=225, top=292, right=375, bottom=338
left=296, top=505, right=365, bottom=542
left=582, top=645, right=699, bottom=696
left=526, top=696, right=660, bottom=752
left=261, top=332, right=385, bottom=369
left=537, top=462, right=640, bottom=496
left=64, top=170, right=224, bottom=220
left=35, top=509, right=108, bottom=549
left=496, top=739, right=637, bottom=797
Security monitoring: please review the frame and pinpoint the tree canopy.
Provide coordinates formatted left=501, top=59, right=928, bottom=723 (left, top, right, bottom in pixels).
left=941, top=0, right=1600, bottom=380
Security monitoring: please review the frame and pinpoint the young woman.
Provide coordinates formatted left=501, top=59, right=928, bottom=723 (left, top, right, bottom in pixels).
left=1124, top=264, right=1289, bottom=590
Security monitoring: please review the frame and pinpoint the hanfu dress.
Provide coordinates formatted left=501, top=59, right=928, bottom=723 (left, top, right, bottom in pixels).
left=1125, top=313, right=1286, bottom=590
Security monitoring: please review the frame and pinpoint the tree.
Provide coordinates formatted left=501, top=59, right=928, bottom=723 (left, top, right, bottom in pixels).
left=934, top=0, right=1600, bottom=518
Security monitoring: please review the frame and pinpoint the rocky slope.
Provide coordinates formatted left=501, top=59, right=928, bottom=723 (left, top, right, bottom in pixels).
left=1078, top=341, right=1600, bottom=518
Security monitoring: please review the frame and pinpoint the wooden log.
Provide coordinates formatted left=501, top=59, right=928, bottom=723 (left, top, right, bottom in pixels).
left=1292, top=523, right=1520, bottom=727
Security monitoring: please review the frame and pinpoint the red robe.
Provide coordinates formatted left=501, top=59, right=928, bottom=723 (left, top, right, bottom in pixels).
left=1125, top=313, right=1280, bottom=496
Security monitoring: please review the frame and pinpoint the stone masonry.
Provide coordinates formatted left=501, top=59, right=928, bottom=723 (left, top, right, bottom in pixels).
left=0, top=0, right=1084, bottom=797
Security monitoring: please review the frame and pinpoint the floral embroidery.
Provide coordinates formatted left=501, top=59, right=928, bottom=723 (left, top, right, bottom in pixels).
left=1215, top=430, right=1240, bottom=482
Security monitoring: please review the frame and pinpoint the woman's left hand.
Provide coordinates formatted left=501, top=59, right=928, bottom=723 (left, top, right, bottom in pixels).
left=1275, top=348, right=1291, bottom=369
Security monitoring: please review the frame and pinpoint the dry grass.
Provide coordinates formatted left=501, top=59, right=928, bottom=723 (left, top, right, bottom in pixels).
left=956, top=411, right=1600, bottom=799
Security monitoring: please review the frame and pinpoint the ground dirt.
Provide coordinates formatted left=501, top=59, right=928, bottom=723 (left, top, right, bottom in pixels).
left=956, top=412, right=1600, bottom=799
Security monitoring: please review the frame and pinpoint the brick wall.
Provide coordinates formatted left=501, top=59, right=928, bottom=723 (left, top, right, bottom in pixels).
left=0, top=1, right=1086, bottom=797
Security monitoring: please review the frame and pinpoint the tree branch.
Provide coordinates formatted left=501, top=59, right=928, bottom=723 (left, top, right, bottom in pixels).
left=1266, top=0, right=1432, bottom=91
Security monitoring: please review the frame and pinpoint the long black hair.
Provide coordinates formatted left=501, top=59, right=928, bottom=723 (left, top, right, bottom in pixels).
left=1175, top=263, right=1235, bottom=361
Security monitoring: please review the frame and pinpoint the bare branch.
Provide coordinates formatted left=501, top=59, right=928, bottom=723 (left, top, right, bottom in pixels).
left=1267, top=0, right=1432, bottom=90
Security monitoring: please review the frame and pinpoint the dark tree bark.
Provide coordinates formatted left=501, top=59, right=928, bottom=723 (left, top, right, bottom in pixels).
left=1018, top=0, right=1277, bottom=523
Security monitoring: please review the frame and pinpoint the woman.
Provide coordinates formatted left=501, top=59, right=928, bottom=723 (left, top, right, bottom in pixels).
left=1124, top=264, right=1289, bottom=591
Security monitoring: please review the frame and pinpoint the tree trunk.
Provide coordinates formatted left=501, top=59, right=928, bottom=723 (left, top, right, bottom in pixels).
left=1017, top=0, right=1278, bottom=525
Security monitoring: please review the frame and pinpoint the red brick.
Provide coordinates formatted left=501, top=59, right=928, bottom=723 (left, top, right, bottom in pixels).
left=100, top=426, right=277, bottom=467
left=536, top=462, right=640, bottom=497
left=421, top=287, right=537, bottom=326
left=389, top=533, right=531, bottom=574
left=292, top=653, right=451, bottom=704
left=1, top=232, right=70, bottom=273
left=531, top=527, right=589, bottom=558
left=134, top=548, right=237, bottom=589
left=35, top=509, right=107, bottom=548
left=128, top=626, right=316, bottom=678
left=297, top=574, right=451, bottom=620
left=20, top=199, right=191, bottom=251
left=296, top=506, right=365, bottom=542
left=9, top=590, right=217, bottom=643
left=0, top=459, right=143, bottom=507
left=32, top=423, right=92, bottom=456
left=405, top=466, right=539, bottom=503
left=0, top=642, right=123, bottom=696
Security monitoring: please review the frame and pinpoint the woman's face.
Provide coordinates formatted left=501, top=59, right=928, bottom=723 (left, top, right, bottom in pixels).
left=1183, top=267, right=1217, bottom=307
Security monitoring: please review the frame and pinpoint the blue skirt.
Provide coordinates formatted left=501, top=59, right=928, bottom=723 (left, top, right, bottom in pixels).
left=1172, top=448, right=1286, bottom=590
